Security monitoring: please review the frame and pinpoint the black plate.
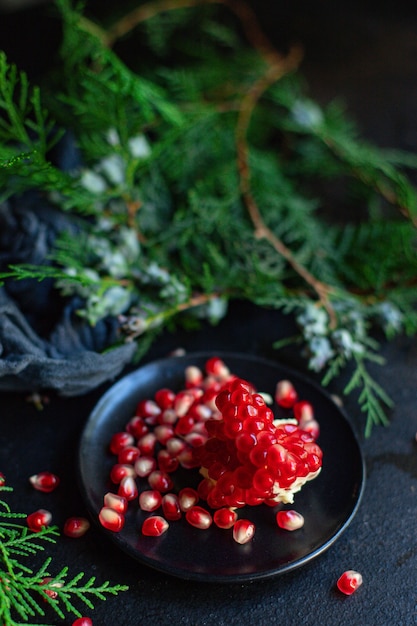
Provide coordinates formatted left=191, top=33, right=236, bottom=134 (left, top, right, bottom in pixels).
left=78, top=352, right=365, bottom=583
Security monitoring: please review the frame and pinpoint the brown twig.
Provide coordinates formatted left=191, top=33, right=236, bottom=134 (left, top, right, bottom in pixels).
left=235, top=49, right=337, bottom=326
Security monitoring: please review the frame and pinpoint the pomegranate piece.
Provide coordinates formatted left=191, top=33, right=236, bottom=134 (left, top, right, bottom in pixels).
left=103, top=492, right=128, bottom=514
left=162, top=493, right=182, bottom=521
left=154, top=387, right=176, bottom=409
left=63, top=516, right=90, bottom=538
left=233, top=519, right=255, bottom=544
left=213, top=508, right=238, bottom=529
left=109, top=463, right=135, bottom=484
left=99, top=507, right=125, bottom=532
left=141, top=515, right=169, bottom=537
left=29, top=471, right=60, bottom=493
left=185, top=506, right=213, bottom=529
left=0, top=472, right=5, bottom=486
left=40, top=577, right=63, bottom=599
left=109, top=431, right=135, bottom=455
left=276, top=509, right=305, bottom=531
left=72, top=618, right=93, bottom=626
left=134, top=456, right=157, bottom=478
left=139, top=490, right=163, bottom=512
left=178, top=487, right=199, bottom=512
left=118, top=475, right=138, bottom=500
left=147, top=470, right=173, bottom=493
left=118, top=445, right=141, bottom=464
left=275, top=379, right=298, bottom=408
left=27, top=509, right=52, bottom=532
left=337, top=570, right=363, bottom=595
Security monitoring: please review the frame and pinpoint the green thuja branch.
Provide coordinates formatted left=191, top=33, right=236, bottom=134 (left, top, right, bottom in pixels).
left=0, top=486, right=128, bottom=626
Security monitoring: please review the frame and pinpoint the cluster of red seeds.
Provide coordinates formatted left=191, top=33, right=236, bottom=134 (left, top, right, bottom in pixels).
left=99, top=357, right=323, bottom=542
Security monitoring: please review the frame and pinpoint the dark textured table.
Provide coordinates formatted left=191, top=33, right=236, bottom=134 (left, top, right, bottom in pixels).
left=1, top=2, right=417, bottom=625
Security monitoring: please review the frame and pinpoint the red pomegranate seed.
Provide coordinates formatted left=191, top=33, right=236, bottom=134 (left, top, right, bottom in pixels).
left=118, top=475, right=138, bottom=500
left=275, top=380, right=298, bottom=409
left=126, top=416, right=149, bottom=438
left=205, top=357, right=230, bottom=378
left=103, top=492, right=128, bottom=514
left=185, top=506, right=213, bottom=529
left=337, top=570, right=363, bottom=595
left=118, top=445, right=141, bottom=464
left=154, top=424, right=175, bottom=445
left=184, top=432, right=207, bottom=448
left=154, top=387, right=176, bottom=410
left=27, top=509, right=52, bottom=532
left=213, top=508, right=238, bottom=529
left=0, top=472, right=5, bottom=486
left=159, top=408, right=178, bottom=424
left=141, top=515, right=169, bottom=537
left=29, top=471, right=60, bottom=493
left=134, top=456, right=157, bottom=478
left=72, top=617, right=93, bottom=626
left=301, top=418, right=320, bottom=440
left=110, top=463, right=135, bottom=484
left=185, top=365, right=203, bottom=387
left=157, top=449, right=179, bottom=473
left=147, top=470, right=173, bottom=493
left=136, top=399, right=161, bottom=419
left=233, top=519, right=255, bottom=544
left=99, top=507, right=125, bottom=532
left=109, top=431, right=135, bottom=455
left=276, top=509, right=305, bottom=531
left=139, top=490, right=163, bottom=512
left=293, top=400, right=314, bottom=423
left=174, top=391, right=195, bottom=418
left=63, top=517, right=90, bottom=538
left=137, top=432, right=157, bottom=456
left=165, top=437, right=187, bottom=456
left=40, top=577, right=62, bottom=599
left=178, top=487, right=199, bottom=511
left=162, top=493, right=182, bottom=520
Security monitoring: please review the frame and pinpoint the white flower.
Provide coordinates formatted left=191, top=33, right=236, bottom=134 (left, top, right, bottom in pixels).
left=128, top=135, right=151, bottom=158
left=80, top=170, right=107, bottom=193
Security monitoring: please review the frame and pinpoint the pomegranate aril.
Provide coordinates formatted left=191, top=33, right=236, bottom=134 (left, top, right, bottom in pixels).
left=185, top=505, right=213, bottom=529
left=336, top=570, right=363, bottom=595
left=137, top=432, right=157, bottom=456
left=165, top=437, right=187, bottom=456
left=126, top=416, right=149, bottom=438
left=213, top=507, right=238, bottom=529
left=293, top=400, right=314, bottom=423
left=118, top=475, right=138, bottom=500
left=63, top=516, right=91, bottom=538
left=275, top=380, right=298, bottom=409
left=118, top=445, right=141, bottom=464
left=142, top=515, right=169, bottom=537
left=148, top=470, right=173, bottom=492
left=205, top=356, right=230, bottom=378
left=154, top=424, right=175, bottom=445
left=154, top=387, right=176, bottom=409
left=27, top=509, right=52, bottom=532
left=175, top=414, right=195, bottom=436
left=136, top=399, right=161, bottom=419
left=157, top=449, right=179, bottom=473
left=72, top=619, right=93, bottom=626
left=134, top=456, right=157, bottom=477
left=276, top=509, right=304, bottom=531
left=109, top=431, right=135, bottom=455
left=301, top=419, right=320, bottom=440
left=178, top=487, right=199, bottom=511
left=233, top=519, right=255, bottom=544
left=162, top=493, right=182, bottom=520
left=99, top=507, right=125, bottom=532
left=29, top=471, right=60, bottom=493
left=104, top=492, right=128, bottom=514
left=139, top=489, right=163, bottom=512
left=185, top=365, right=203, bottom=387
left=0, top=472, right=5, bottom=486
left=174, top=391, right=195, bottom=417
left=40, top=577, right=62, bottom=599
left=110, top=463, right=135, bottom=484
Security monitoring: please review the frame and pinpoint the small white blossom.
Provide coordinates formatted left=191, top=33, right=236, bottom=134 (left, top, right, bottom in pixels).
left=80, top=170, right=107, bottom=193
left=128, top=134, right=151, bottom=159
left=98, top=154, right=126, bottom=185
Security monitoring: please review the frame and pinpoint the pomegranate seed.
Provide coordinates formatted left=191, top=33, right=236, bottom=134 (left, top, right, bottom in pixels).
left=29, top=471, right=60, bottom=493
left=40, top=577, right=63, bottom=599
left=159, top=408, right=178, bottom=424
left=118, top=445, right=140, bottom=464
left=185, top=506, right=213, bottom=529
left=178, top=487, right=199, bottom=511
left=184, top=432, right=207, bottom=447
left=0, top=472, right=5, bottom=486
left=137, top=432, right=157, bottom=456
left=148, top=470, right=173, bottom=493
left=109, top=431, right=135, bottom=455
left=213, top=508, right=238, bottom=529
left=134, top=456, right=157, bottom=477
left=165, top=437, right=187, bottom=456
left=293, top=400, right=314, bottom=423
left=126, top=416, right=149, bottom=438
left=154, top=424, right=175, bottom=445
left=118, top=475, right=138, bottom=500
left=185, top=365, right=203, bottom=387
left=154, top=387, right=176, bottom=409
left=205, top=357, right=230, bottom=378
left=139, top=490, right=163, bottom=512
left=275, top=380, right=298, bottom=408
left=276, top=509, right=305, bottom=531
left=175, top=414, right=195, bottom=436
left=337, top=570, right=363, bottom=595
left=162, top=493, right=182, bottom=520
left=27, top=509, right=52, bottom=532
left=110, top=463, right=135, bottom=484
left=63, top=517, right=90, bottom=538
left=141, top=515, right=169, bottom=536
left=104, top=492, right=128, bottom=514
left=99, top=507, right=125, bottom=532
left=301, top=418, right=320, bottom=440
left=157, top=449, right=179, bottom=473
left=136, top=399, right=161, bottom=419
left=233, top=519, right=255, bottom=544
left=174, top=391, right=195, bottom=417
left=72, top=618, right=93, bottom=626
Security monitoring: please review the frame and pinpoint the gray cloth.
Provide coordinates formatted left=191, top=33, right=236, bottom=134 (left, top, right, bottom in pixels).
left=0, top=196, right=136, bottom=395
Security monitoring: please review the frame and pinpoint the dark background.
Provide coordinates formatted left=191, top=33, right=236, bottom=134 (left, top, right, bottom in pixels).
left=1, top=2, right=417, bottom=625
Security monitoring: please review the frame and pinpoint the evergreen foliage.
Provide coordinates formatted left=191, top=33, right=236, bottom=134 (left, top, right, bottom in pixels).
left=1, top=0, right=417, bottom=436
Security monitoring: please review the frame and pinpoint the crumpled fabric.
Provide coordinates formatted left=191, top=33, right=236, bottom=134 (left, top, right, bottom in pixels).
left=0, top=193, right=136, bottom=395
